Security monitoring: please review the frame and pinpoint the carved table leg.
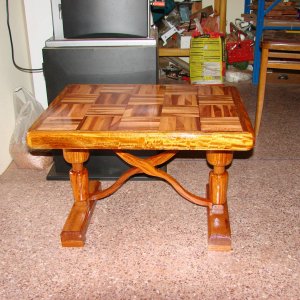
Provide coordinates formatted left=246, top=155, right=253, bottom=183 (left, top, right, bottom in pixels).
left=61, top=150, right=100, bottom=247
left=206, top=151, right=233, bottom=251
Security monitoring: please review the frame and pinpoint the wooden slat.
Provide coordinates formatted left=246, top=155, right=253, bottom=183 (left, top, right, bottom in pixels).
left=268, top=52, right=300, bottom=59
left=267, top=60, right=300, bottom=70
left=158, top=48, right=190, bottom=57
left=264, top=19, right=300, bottom=28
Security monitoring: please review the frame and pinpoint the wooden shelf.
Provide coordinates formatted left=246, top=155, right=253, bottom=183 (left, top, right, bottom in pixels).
left=158, top=48, right=190, bottom=57
left=264, top=19, right=300, bottom=27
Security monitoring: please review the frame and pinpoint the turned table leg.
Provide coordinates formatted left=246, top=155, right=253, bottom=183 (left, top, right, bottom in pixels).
left=61, top=150, right=100, bottom=247
left=206, top=151, right=233, bottom=251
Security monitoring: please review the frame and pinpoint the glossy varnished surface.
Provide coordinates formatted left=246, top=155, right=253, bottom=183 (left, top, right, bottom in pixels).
left=27, top=84, right=254, bottom=150
left=262, top=30, right=300, bottom=50
left=25, top=84, right=255, bottom=250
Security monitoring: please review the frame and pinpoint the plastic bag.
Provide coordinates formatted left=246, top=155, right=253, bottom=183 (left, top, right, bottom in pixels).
left=9, top=87, right=53, bottom=170
left=225, top=66, right=253, bottom=82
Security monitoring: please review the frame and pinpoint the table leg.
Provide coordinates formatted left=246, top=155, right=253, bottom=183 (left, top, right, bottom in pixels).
left=255, top=47, right=269, bottom=136
left=206, top=151, right=233, bottom=251
left=61, top=150, right=100, bottom=247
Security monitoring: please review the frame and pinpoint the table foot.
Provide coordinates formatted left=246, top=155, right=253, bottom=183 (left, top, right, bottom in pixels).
left=61, top=181, right=100, bottom=247
left=206, top=151, right=233, bottom=251
left=207, top=202, right=231, bottom=251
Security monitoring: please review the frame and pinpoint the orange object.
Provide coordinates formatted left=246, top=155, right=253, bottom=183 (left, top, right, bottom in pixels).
left=152, top=0, right=165, bottom=7
left=27, top=84, right=254, bottom=251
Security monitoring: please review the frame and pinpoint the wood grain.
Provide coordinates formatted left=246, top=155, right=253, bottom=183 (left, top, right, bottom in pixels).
left=206, top=151, right=233, bottom=251
left=27, top=84, right=254, bottom=151
left=25, top=84, right=255, bottom=251
left=60, top=150, right=99, bottom=247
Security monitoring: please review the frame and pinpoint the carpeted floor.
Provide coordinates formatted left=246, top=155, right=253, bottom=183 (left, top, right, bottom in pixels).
left=0, top=82, right=299, bottom=299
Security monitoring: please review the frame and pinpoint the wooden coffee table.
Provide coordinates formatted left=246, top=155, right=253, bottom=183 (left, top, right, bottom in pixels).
left=27, top=84, right=254, bottom=251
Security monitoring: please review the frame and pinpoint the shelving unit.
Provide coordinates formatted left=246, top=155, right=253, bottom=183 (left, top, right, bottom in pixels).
left=158, top=0, right=227, bottom=56
left=250, top=0, right=300, bottom=84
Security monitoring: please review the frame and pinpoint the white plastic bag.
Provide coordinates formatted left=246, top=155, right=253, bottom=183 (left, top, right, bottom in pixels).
left=9, top=88, right=53, bottom=170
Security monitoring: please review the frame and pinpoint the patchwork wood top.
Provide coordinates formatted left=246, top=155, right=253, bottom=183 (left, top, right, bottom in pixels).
left=27, top=84, right=254, bottom=151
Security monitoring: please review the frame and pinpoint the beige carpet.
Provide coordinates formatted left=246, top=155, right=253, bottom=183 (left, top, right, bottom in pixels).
left=0, top=82, right=299, bottom=299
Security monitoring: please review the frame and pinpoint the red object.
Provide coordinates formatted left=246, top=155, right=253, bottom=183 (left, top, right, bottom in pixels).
left=226, top=23, right=254, bottom=63
left=226, top=39, right=254, bottom=63
left=152, top=1, right=165, bottom=7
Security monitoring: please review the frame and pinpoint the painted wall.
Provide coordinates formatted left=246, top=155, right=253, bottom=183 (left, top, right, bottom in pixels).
left=203, top=0, right=245, bottom=30
left=226, top=0, right=245, bottom=26
left=0, top=0, right=33, bottom=174
left=23, top=0, right=52, bottom=108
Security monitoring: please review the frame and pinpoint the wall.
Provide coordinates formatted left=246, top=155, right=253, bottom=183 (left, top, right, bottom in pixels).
left=226, top=0, right=245, bottom=26
left=203, top=0, right=244, bottom=30
left=23, top=0, right=52, bottom=108
left=0, top=0, right=33, bottom=174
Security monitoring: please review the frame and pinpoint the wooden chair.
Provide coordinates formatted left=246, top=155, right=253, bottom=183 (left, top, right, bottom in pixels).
left=255, top=31, right=300, bottom=136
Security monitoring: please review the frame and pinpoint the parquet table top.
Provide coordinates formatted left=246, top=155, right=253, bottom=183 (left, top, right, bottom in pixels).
left=27, top=84, right=254, bottom=151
